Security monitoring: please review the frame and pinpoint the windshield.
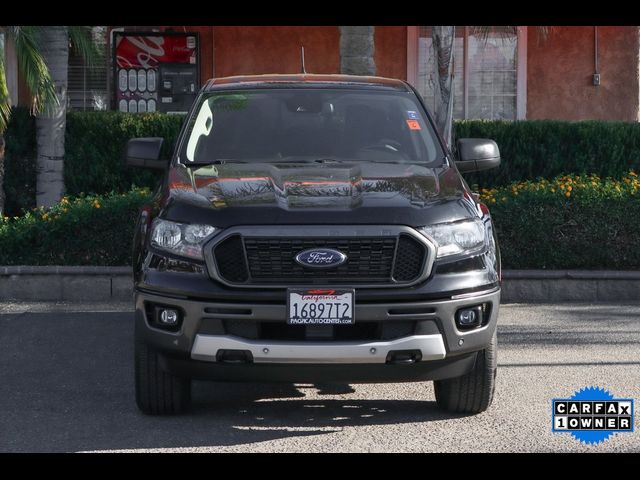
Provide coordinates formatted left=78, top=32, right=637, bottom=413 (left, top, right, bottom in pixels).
left=179, top=88, right=444, bottom=165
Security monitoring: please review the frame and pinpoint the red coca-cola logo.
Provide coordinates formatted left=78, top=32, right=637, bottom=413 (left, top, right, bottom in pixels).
left=115, top=35, right=196, bottom=69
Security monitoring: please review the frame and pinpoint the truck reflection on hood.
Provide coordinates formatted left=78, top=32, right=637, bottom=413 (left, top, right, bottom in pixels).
left=168, top=161, right=465, bottom=210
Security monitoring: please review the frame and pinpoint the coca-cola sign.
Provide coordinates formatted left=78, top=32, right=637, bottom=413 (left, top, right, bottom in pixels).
left=115, top=34, right=197, bottom=69
left=113, top=32, right=198, bottom=113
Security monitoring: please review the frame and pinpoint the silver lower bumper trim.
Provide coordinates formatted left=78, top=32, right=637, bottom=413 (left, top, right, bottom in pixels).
left=191, top=334, right=447, bottom=364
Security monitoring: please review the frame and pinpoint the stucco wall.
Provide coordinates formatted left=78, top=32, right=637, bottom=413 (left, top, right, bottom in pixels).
left=527, top=26, right=640, bottom=121
left=374, top=26, right=407, bottom=79
left=212, top=26, right=340, bottom=78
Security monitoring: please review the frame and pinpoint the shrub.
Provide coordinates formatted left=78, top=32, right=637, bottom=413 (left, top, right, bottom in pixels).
left=64, top=111, right=184, bottom=197
left=6, top=110, right=640, bottom=215
left=455, top=120, right=640, bottom=188
left=2, top=107, right=37, bottom=216
left=483, top=171, right=640, bottom=269
left=1, top=173, right=638, bottom=269
left=0, top=188, right=152, bottom=266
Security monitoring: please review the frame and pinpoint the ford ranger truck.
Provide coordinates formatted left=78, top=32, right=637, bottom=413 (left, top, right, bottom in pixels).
left=126, top=74, right=502, bottom=415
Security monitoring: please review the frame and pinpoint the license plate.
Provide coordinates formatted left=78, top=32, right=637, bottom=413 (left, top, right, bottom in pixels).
left=287, top=289, right=354, bottom=325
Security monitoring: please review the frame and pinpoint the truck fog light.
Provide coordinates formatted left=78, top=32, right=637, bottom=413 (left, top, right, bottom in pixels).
left=456, top=305, right=483, bottom=330
left=158, top=308, right=179, bottom=325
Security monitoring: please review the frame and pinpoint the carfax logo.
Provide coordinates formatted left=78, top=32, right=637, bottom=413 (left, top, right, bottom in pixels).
left=552, top=386, right=634, bottom=445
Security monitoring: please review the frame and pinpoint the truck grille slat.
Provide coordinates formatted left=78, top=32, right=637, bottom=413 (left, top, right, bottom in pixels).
left=207, top=227, right=432, bottom=287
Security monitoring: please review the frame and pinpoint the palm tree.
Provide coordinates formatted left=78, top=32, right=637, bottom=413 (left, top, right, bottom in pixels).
left=431, top=26, right=455, bottom=147
left=0, top=26, right=98, bottom=209
left=339, top=26, right=376, bottom=76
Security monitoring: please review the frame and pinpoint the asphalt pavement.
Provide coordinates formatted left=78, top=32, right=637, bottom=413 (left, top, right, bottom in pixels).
left=0, top=302, right=638, bottom=452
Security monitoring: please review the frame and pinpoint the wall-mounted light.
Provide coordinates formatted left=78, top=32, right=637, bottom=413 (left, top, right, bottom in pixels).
left=593, top=26, right=601, bottom=86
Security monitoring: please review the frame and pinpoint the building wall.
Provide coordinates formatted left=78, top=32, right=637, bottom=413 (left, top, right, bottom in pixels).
left=527, top=26, right=640, bottom=121
left=212, top=26, right=340, bottom=78
left=374, top=26, right=407, bottom=80
left=208, top=26, right=406, bottom=80
left=13, top=26, right=639, bottom=122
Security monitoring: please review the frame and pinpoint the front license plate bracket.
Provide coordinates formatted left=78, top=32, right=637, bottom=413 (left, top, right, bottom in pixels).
left=287, top=288, right=354, bottom=325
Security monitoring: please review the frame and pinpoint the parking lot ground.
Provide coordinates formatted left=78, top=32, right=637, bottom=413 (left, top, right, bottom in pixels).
left=0, top=302, right=638, bottom=452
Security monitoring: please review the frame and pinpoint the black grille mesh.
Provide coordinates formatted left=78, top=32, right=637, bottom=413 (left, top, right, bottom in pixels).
left=213, top=235, right=249, bottom=283
left=243, top=237, right=396, bottom=283
left=392, top=234, right=426, bottom=281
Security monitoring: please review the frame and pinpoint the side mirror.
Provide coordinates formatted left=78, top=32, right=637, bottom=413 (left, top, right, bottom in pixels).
left=125, top=137, right=166, bottom=170
left=456, top=138, right=501, bottom=173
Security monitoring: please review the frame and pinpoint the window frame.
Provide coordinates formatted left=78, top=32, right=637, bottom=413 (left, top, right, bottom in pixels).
left=407, top=26, right=527, bottom=120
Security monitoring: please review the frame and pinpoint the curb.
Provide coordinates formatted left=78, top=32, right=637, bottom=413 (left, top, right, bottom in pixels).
left=1, top=266, right=639, bottom=303
left=0, top=266, right=133, bottom=303
left=501, top=270, right=640, bottom=303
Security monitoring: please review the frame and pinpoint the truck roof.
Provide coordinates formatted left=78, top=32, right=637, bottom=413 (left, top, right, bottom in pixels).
left=204, top=74, right=412, bottom=92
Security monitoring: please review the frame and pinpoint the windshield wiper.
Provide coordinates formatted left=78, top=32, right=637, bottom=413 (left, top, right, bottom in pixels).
left=313, top=157, right=345, bottom=164
left=183, top=159, right=249, bottom=166
left=267, top=157, right=347, bottom=164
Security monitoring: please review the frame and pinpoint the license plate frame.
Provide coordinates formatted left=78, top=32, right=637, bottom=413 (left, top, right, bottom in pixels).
left=287, top=288, right=355, bottom=325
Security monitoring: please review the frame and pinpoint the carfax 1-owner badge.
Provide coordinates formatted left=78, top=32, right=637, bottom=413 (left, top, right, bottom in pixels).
left=552, top=386, right=634, bottom=445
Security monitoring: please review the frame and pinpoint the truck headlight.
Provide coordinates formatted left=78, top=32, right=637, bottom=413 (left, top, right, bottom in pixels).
left=418, top=219, right=486, bottom=258
left=150, top=219, right=217, bottom=260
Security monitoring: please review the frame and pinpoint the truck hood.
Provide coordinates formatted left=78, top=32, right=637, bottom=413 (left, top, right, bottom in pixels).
left=161, top=161, right=480, bottom=227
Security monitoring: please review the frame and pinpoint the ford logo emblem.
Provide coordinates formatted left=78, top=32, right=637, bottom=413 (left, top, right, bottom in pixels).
left=295, top=248, right=347, bottom=269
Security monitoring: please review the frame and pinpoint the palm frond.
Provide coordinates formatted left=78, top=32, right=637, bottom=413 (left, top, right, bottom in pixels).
left=9, top=26, right=58, bottom=116
left=68, top=26, right=102, bottom=67
left=0, top=35, right=12, bottom=133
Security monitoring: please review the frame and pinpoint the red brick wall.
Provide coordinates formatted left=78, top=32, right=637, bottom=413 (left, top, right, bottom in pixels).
left=527, top=26, right=639, bottom=121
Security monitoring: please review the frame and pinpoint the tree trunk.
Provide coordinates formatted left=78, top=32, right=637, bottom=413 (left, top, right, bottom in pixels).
left=432, top=26, right=455, bottom=147
left=0, top=137, right=5, bottom=217
left=0, top=31, right=18, bottom=216
left=339, top=26, right=376, bottom=76
left=36, top=26, right=68, bottom=207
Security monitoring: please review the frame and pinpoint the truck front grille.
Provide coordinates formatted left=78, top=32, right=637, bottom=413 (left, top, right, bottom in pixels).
left=244, top=237, right=396, bottom=283
left=206, top=226, right=433, bottom=288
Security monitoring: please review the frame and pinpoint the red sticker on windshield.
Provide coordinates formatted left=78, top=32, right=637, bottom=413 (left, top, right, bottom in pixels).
left=406, top=119, right=421, bottom=130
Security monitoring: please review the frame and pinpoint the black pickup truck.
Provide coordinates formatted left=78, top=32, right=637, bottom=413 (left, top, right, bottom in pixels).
left=127, top=74, right=502, bottom=415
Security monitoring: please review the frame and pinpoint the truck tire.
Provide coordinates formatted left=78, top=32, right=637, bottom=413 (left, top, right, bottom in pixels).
left=434, top=332, right=497, bottom=414
left=135, top=340, right=191, bottom=415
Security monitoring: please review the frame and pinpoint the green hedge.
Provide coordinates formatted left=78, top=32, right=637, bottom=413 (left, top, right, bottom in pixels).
left=484, top=172, right=640, bottom=269
left=5, top=110, right=640, bottom=217
left=455, top=120, right=640, bottom=188
left=64, top=111, right=184, bottom=196
left=1, top=174, right=639, bottom=269
left=0, top=188, right=151, bottom=266
left=2, top=107, right=37, bottom=216
left=1, top=109, right=183, bottom=216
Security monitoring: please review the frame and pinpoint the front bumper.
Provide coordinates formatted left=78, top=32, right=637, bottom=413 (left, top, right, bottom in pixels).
left=135, top=287, right=500, bottom=382
left=191, top=334, right=446, bottom=364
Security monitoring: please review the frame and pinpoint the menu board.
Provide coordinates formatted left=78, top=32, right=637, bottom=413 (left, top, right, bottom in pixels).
left=113, top=32, right=199, bottom=113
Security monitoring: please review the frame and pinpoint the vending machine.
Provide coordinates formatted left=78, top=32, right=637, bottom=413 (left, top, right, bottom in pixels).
left=113, top=31, right=200, bottom=113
